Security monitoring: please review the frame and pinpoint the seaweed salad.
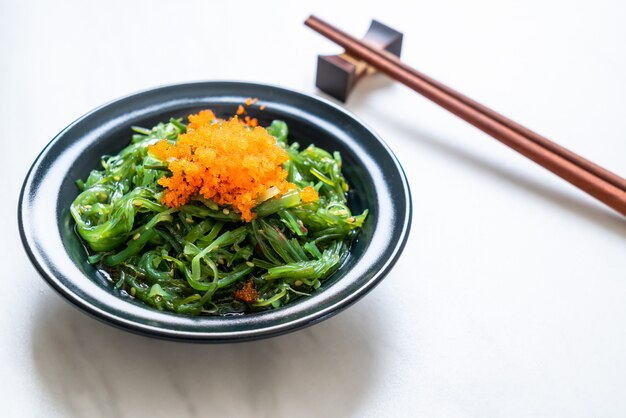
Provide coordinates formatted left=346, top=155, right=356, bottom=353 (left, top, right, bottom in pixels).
left=70, top=105, right=367, bottom=316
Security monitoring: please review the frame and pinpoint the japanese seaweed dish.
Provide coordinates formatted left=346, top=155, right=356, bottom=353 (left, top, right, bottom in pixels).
left=70, top=103, right=367, bottom=316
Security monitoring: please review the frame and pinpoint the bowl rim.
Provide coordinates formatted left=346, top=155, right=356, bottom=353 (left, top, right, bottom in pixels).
left=18, top=81, right=412, bottom=342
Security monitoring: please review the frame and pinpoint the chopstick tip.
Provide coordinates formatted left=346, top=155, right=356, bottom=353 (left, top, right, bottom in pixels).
left=304, top=14, right=317, bottom=27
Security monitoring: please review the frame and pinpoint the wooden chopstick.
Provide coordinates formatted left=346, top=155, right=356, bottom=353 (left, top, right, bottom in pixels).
left=305, top=15, right=626, bottom=217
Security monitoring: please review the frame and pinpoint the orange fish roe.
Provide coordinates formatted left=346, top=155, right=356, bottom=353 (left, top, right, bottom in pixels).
left=149, top=111, right=296, bottom=221
left=245, top=97, right=252, bottom=106
left=260, top=104, right=266, bottom=111
left=299, top=186, right=319, bottom=203
left=236, top=105, right=245, bottom=115
left=244, top=115, right=258, bottom=127
left=187, top=109, right=216, bottom=130
left=233, top=279, right=258, bottom=303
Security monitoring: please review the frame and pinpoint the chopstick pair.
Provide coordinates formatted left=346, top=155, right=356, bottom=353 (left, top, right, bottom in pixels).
left=305, top=15, right=626, bottom=217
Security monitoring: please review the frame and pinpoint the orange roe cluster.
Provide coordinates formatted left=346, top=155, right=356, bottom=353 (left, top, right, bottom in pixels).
left=299, top=186, right=319, bottom=203
left=187, top=109, right=217, bottom=130
left=233, top=279, right=258, bottom=303
left=149, top=111, right=296, bottom=222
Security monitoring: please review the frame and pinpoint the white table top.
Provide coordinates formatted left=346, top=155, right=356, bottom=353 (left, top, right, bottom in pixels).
left=3, top=1, right=626, bottom=417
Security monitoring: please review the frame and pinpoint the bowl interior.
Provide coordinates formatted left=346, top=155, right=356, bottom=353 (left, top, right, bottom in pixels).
left=21, top=82, right=411, bottom=342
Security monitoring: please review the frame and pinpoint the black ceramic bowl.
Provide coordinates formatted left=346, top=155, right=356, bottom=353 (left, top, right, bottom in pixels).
left=19, top=82, right=411, bottom=342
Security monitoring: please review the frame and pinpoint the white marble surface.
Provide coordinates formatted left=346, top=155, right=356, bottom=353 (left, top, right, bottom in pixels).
left=2, top=1, right=626, bottom=417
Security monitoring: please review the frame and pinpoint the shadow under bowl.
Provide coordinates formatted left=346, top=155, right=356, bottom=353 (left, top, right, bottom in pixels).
left=18, top=81, right=411, bottom=342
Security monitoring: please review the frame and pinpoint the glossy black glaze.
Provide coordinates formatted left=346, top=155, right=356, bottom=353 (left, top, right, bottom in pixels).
left=18, top=82, right=411, bottom=342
